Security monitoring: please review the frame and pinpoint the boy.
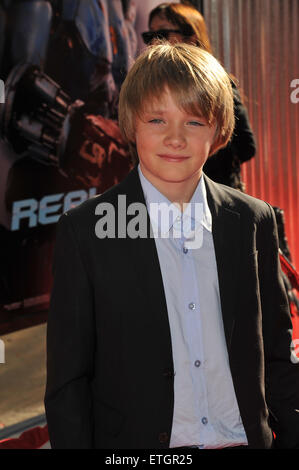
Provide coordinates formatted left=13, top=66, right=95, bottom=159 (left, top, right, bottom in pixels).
left=45, top=43, right=299, bottom=449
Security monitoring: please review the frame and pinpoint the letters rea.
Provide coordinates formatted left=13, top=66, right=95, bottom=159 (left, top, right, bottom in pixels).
left=11, top=188, right=97, bottom=231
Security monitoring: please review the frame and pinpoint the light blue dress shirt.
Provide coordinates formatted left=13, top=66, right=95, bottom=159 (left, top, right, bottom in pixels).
left=138, top=165, right=248, bottom=449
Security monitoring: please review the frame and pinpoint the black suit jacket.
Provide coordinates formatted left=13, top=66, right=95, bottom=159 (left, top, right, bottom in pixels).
left=45, top=167, right=299, bottom=449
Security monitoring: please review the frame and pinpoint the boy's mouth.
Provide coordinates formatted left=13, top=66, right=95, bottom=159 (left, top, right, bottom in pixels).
left=157, top=154, right=190, bottom=162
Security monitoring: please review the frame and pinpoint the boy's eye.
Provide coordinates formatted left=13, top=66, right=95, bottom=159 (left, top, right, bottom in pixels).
left=148, top=119, right=164, bottom=124
left=187, top=121, right=205, bottom=126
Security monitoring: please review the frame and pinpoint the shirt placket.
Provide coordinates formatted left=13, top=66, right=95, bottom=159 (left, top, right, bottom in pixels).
left=180, top=227, right=217, bottom=447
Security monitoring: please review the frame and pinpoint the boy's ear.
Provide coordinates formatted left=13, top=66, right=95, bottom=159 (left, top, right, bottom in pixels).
left=207, top=123, right=220, bottom=156
left=208, top=140, right=223, bottom=157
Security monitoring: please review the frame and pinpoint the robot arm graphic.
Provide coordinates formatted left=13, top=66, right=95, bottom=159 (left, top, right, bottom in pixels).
left=0, top=0, right=134, bottom=173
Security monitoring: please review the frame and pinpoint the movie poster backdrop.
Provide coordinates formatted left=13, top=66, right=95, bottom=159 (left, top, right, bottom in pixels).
left=0, top=0, right=184, bottom=334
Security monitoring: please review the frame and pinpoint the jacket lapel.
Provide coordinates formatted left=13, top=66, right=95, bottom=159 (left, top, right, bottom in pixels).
left=204, top=174, right=241, bottom=351
left=119, top=167, right=174, bottom=364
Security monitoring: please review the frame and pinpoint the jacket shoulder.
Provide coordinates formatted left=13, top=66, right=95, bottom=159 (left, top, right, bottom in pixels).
left=210, top=180, right=274, bottom=223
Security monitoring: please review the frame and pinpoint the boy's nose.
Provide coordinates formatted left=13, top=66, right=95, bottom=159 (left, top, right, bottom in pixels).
left=163, top=127, right=186, bottom=148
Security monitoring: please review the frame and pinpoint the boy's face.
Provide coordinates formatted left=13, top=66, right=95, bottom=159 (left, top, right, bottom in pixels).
left=134, top=88, right=216, bottom=197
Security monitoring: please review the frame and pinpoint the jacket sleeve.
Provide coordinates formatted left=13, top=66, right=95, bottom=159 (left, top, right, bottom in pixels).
left=231, top=83, right=256, bottom=163
left=260, top=203, right=299, bottom=449
left=44, top=212, right=95, bottom=449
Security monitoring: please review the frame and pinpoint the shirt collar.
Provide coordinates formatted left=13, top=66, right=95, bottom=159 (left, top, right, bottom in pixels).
left=138, top=165, right=212, bottom=236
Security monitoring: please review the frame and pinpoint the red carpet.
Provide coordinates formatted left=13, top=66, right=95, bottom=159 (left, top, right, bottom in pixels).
left=0, top=425, right=49, bottom=449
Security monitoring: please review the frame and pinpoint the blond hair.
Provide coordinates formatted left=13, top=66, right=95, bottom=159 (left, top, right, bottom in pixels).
left=118, top=42, right=234, bottom=162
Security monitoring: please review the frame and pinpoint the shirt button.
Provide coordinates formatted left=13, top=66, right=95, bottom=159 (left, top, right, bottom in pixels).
left=188, top=302, right=196, bottom=310
left=201, top=417, right=208, bottom=425
left=183, top=247, right=188, bottom=254
left=194, top=360, right=201, bottom=367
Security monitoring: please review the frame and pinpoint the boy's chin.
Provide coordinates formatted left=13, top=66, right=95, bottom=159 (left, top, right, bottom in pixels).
left=153, top=168, right=203, bottom=184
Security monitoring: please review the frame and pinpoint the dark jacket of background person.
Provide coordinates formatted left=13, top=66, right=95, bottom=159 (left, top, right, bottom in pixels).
left=203, top=81, right=256, bottom=191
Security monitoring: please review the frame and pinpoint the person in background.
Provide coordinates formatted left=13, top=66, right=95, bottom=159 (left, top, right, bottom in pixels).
left=143, top=2, right=256, bottom=191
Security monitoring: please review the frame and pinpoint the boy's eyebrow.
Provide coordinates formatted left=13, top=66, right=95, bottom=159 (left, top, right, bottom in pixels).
left=143, top=109, right=205, bottom=118
left=143, top=109, right=165, bottom=115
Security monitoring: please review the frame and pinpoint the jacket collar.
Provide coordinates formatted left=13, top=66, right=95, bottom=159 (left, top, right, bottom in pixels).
left=203, top=173, right=241, bottom=350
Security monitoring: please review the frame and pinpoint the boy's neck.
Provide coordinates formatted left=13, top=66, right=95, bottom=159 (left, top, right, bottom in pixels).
left=140, top=166, right=202, bottom=212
